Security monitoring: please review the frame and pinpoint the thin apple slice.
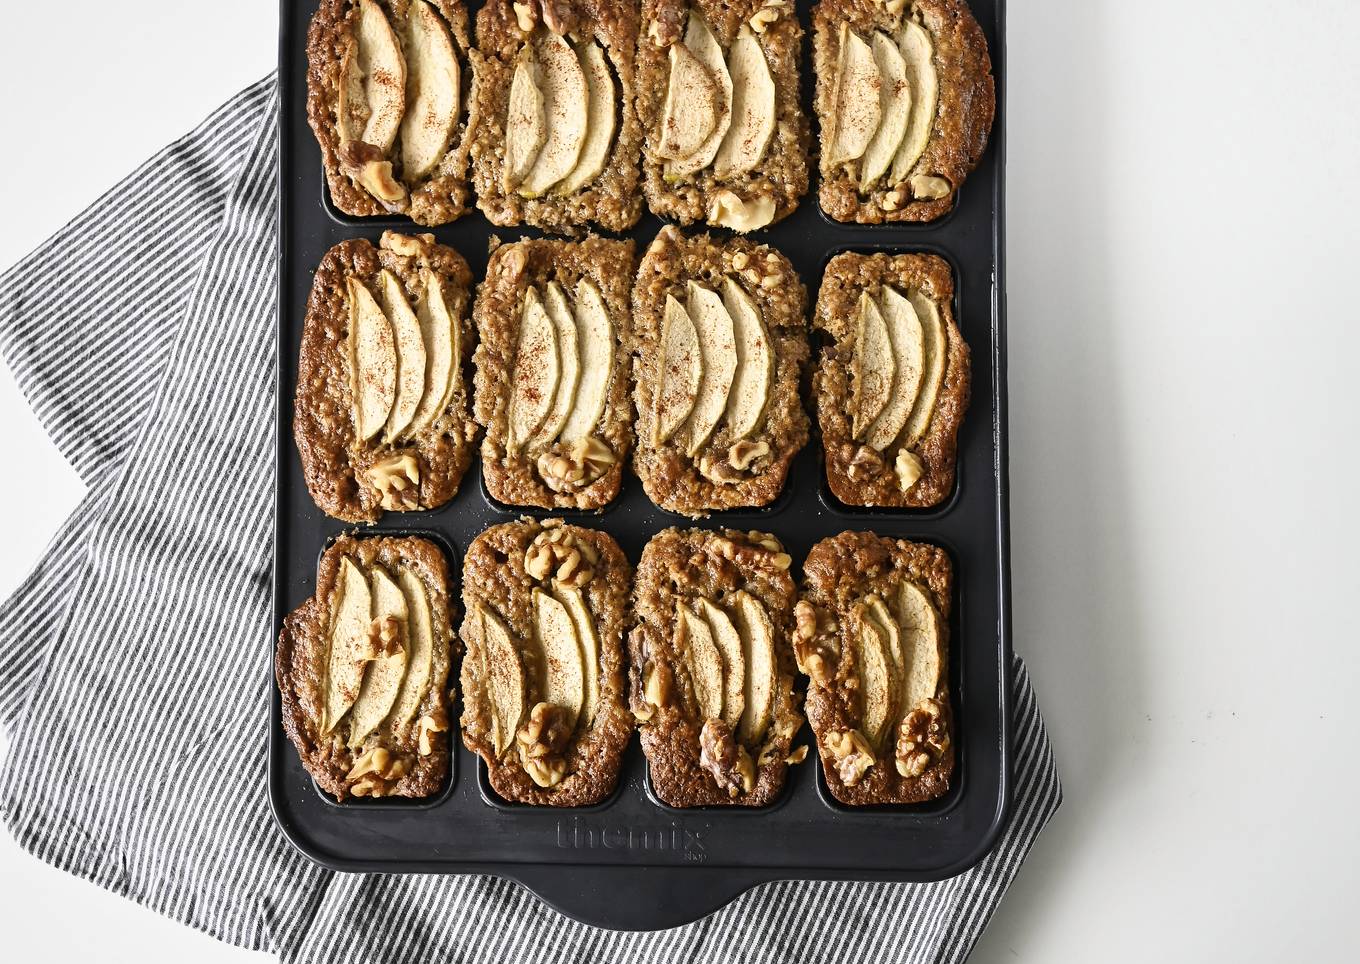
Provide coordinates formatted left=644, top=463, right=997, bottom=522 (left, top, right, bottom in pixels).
left=533, top=588, right=585, bottom=729
left=400, top=0, right=461, bottom=180
left=554, top=583, right=600, bottom=728
left=340, top=0, right=408, bottom=152
left=557, top=40, right=616, bottom=194
left=679, top=602, right=725, bottom=721
left=348, top=565, right=410, bottom=746
left=714, top=25, right=776, bottom=178
left=532, top=281, right=581, bottom=449
left=657, top=41, right=718, bottom=161
left=653, top=295, right=703, bottom=445
left=732, top=591, right=776, bottom=747
left=477, top=605, right=527, bottom=757
left=559, top=278, right=614, bottom=446
left=863, top=594, right=904, bottom=743
left=507, top=286, right=561, bottom=455
left=406, top=269, right=460, bottom=437
left=698, top=599, right=745, bottom=730
left=825, top=25, right=881, bottom=167
left=903, top=289, right=947, bottom=447
left=895, top=581, right=942, bottom=710
left=864, top=286, right=924, bottom=452
left=891, top=18, right=939, bottom=185
left=850, top=599, right=893, bottom=749
left=860, top=31, right=911, bottom=190
left=684, top=282, right=738, bottom=456
left=505, top=46, right=546, bottom=190
left=669, top=12, right=732, bottom=176
left=322, top=557, right=374, bottom=734
left=389, top=566, right=434, bottom=724
left=850, top=292, right=895, bottom=440
left=379, top=270, right=427, bottom=443
left=721, top=277, right=773, bottom=440
left=347, top=276, right=397, bottom=443
left=520, top=31, right=590, bottom=196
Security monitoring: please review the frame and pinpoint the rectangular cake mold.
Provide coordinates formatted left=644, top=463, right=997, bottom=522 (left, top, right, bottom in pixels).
left=272, top=0, right=1010, bottom=931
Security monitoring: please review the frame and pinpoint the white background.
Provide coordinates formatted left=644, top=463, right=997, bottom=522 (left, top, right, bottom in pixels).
left=1, top=0, right=1358, bottom=960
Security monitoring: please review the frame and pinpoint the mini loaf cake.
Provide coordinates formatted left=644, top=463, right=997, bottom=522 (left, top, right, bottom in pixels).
left=307, top=0, right=474, bottom=224
left=813, top=251, right=969, bottom=508
left=277, top=535, right=455, bottom=801
left=799, top=530, right=953, bottom=805
left=469, top=0, right=644, bottom=233
left=631, top=226, right=808, bottom=517
left=473, top=236, right=635, bottom=510
left=630, top=528, right=805, bottom=807
left=296, top=232, right=477, bottom=523
left=459, top=519, right=634, bottom=805
left=636, top=0, right=810, bottom=233
left=812, top=0, right=994, bottom=223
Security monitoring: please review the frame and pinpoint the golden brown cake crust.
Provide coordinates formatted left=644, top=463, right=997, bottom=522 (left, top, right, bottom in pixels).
left=636, top=0, right=810, bottom=228
left=276, top=535, right=455, bottom=802
left=295, top=232, right=478, bottom=523
left=813, top=0, right=994, bottom=223
left=472, top=236, right=636, bottom=510
left=469, top=0, right=644, bottom=234
left=631, top=226, right=809, bottom=517
left=629, top=528, right=804, bottom=807
left=813, top=251, right=970, bottom=508
left=458, top=520, right=634, bottom=806
left=800, top=530, right=953, bottom=805
left=306, top=0, right=475, bottom=225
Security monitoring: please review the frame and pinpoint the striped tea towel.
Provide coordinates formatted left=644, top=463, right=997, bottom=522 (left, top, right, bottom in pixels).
left=0, top=76, right=1061, bottom=964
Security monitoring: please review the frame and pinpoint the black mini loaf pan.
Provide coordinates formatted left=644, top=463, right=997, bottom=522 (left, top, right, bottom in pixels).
left=270, top=0, right=1010, bottom=931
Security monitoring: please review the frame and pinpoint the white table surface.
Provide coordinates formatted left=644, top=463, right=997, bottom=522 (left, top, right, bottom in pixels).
left=2, top=1, right=1358, bottom=960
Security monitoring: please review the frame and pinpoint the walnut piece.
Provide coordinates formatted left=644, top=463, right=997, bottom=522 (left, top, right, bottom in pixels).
left=846, top=444, right=885, bottom=482
left=895, top=450, right=924, bottom=491
left=367, top=454, right=420, bottom=510
left=635, top=659, right=674, bottom=723
left=524, top=525, right=597, bottom=587
left=712, top=534, right=791, bottom=572
left=709, top=190, right=776, bottom=233
left=368, top=615, right=403, bottom=657
left=346, top=746, right=411, bottom=790
left=749, top=3, right=782, bottom=33
left=895, top=698, right=950, bottom=777
left=729, top=439, right=770, bottom=472
left=381, top=231, right=434, bottom=258
left=792, top=601, right=838, bottom=687
left=512, top=1, right=536, bottom=33
left=910, top=175, right=953, bottom=200
left=417, top=710, right=447, bottom=756
left=537, top=436, right=616, bottom=493
left=517, top=702, right=572, bottom=788
left=699, top=719, right=756, bottom=797
left=825, top=729, right=876, bottom=787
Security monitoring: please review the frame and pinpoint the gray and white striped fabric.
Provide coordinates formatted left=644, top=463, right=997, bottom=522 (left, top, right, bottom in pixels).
left=0, top=76, right=1061, bottom=963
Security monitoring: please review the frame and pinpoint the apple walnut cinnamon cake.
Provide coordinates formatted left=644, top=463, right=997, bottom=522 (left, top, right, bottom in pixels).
left=469, top=0, right=644, bottom=233
left=295, top=231, right=478, bottom=523
left=307, top=0, right=475, bottom=224
left=630, top=528, right=805, bottom=808
left=812, top=0, right=994, bottom=223
left=631, top=226, right=808, bottom=517
left=813, top=251, right=969, bottom=508
left=459, top=519, right=634, bottom=806
left=472, top=236, right=635, bottom=510
left=799, top=530, right=953, bottom=805
left=637, top=0, right=810, bottom=233
left=277, top=534, right=455, bottom=801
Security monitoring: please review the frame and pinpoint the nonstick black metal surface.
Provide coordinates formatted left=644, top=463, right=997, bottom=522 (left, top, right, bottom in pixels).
left=271, top=0, right=1010, bottom=930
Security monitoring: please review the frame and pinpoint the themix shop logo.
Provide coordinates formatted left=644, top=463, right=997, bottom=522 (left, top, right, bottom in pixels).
left=554, top=817, right=711, bottom=862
